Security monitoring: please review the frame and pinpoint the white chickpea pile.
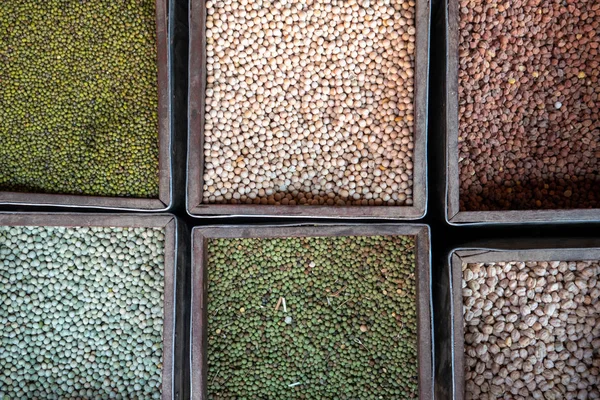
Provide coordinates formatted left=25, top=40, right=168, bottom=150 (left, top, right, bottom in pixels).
left=203, top=0, right=416, bottom=206
left=463, top=261, right=600, bottom=400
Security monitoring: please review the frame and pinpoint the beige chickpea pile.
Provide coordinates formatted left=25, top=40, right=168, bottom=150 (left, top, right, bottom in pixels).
left=203, top=0, right=416, bottom=206
left=462, top=261, right=600, bottom=400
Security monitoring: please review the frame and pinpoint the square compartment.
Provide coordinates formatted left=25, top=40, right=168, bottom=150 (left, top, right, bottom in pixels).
left=187, top=0, right=430, bottom=218
left=191, top=224, right=432, bottom=398
left=443, top=0, right=600, bottom=224
left=0, top=213, right=185, bottom=399
left=442, top=241, right=600, bottom=399
left=0, top=1, right=172, bottom=211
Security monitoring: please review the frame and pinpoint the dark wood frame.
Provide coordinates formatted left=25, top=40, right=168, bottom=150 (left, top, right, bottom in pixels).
left=0, top=213, right=178, bottom=399
left=190, top=224, right=433, bottom=399
left=0, top=0, right=172, bottom=211
left=187, top=0, right=430, bottom=218
left=444, top=0, right=600, bottom=225
left=449, top=240, right=600, bottom=399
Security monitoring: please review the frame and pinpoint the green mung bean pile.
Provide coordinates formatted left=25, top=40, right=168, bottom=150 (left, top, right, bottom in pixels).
left=0, top=226, right=165, bottom=399
left=207, top=235, right=419, bottom=399
left=0, top=1, right=160, bottom=198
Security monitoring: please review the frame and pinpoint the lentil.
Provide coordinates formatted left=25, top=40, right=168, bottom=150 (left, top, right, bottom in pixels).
left=207, top=235, right=418, bottom=397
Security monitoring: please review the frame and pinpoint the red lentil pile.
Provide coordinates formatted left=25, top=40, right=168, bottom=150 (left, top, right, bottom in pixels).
left=458, top=0, right=600, bottom=211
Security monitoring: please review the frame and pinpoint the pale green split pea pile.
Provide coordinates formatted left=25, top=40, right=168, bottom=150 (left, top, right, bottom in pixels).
left=0, top=226, right=165, bottom=399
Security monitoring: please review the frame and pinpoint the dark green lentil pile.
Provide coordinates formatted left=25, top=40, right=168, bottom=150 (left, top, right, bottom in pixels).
left=0, top=1, right=159, bottom=198
left=207, top=235, right=418, bottom=399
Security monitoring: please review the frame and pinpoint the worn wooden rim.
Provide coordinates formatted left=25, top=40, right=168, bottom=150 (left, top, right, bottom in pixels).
left=0, top=0, right=171, bottom=211
left=187, top=0, right=429, bottom=218
left=190, top=223, right=433, bottom=399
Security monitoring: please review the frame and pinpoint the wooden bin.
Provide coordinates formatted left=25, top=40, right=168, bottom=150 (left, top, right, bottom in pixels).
left=0, top=213, right=188, bottom=399
left=443, top=239, right=600, bottom=399
left=190, top=224, right=433, bottom=399
left=0, top=1, right=172, bottom=211
left=443, top=0, right=600, bottom=225
left=187, top=0, right=430, bottom=218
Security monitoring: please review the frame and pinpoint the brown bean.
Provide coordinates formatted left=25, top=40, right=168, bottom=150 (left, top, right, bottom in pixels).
left=458, top=0, right=600, bottom=211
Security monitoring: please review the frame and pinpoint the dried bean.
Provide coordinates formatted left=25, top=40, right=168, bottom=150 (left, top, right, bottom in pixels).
left=458, top=0, right=600, bottom=211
